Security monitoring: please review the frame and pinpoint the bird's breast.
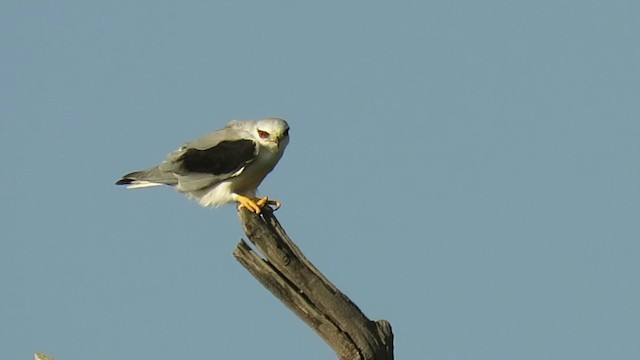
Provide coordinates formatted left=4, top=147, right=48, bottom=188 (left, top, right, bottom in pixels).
left=232, top=147, right=283, bottom=192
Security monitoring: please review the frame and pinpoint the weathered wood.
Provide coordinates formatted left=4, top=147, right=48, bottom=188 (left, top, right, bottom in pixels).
left=233, top=208, right=394, bottom=360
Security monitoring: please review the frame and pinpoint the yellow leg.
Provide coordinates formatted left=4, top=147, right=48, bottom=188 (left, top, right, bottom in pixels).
left=237, top=195, right=282, bottom=213
left=236, top=195, right=262, bottom=214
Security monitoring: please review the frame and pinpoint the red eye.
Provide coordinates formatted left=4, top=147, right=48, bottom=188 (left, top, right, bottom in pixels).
left=258, top=130, right=269, bottom=139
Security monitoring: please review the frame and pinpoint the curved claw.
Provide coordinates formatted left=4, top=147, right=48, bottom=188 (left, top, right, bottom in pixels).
left=268, top=199, right=282, bottom=211
left=256, top=196, right=282, bottom=211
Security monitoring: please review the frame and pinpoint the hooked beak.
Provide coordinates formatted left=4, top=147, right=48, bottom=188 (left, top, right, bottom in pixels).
left=275, top=132, right=288, bottom=148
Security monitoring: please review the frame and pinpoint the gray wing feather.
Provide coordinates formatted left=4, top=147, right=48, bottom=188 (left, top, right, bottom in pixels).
left=117, top=122, right=255, bottom=191
left=186, top=122, right=250, bottom=150
left=160, top=125, right=251, bottom=170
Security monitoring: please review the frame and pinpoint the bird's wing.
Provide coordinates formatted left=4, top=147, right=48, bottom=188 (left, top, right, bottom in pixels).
left=157, top=126, right=259, bottom=191
left=117, top=125, right=259, bottom=191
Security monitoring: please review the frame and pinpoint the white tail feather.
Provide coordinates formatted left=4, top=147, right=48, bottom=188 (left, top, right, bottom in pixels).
left=126, top=181, right=164, bottom=189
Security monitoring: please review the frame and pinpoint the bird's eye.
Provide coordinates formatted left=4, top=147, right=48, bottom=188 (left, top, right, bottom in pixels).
left=257, top=130, right=270, bottom=139
left=283, top=128, right=289, bottom=137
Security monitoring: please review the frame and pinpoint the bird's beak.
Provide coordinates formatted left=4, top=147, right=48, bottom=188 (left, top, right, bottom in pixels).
left=274, top=134, right=285, bottom=148
left=272, top=130, right=288, bottom=148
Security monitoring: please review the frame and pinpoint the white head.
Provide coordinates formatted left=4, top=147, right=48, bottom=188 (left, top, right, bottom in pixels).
left=250, top=118, right=290, bottom=150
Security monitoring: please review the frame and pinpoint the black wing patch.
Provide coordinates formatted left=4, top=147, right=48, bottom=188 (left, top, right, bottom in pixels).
left=179, top=139, right=257, bottom=175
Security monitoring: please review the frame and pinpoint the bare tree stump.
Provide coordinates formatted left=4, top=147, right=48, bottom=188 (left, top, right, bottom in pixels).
left=233, top=208, right=394, bottom=360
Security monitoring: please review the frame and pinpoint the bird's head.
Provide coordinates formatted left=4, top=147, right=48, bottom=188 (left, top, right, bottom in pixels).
left=253, top=118, right=290, bottom=150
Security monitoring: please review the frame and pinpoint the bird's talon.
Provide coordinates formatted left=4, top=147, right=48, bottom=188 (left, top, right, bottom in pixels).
left=237, top=195, right=282, bottom=213
left=256, top=196, right=269, bottom=208
left=269, top=200, right=282, bottom=211
left=237, top=195, right=262, bottom=214
left=238, top=204, right=260, bottom=214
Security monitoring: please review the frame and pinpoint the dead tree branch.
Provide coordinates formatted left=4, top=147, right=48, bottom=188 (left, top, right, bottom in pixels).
left=233, top=208, right=394, bottom=360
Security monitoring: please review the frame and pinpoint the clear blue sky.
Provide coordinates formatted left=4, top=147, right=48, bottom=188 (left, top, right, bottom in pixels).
left=2, top=1, right=639, bottom=359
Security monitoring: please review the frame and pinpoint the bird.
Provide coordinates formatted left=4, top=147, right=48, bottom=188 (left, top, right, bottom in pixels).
left=34, top=353, right=55, bottom=360
left=116, top=118, right=290, bottom=213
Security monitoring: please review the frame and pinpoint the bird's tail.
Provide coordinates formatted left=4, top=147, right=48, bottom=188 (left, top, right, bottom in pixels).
left=115, top=166, right=178, bottom=189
